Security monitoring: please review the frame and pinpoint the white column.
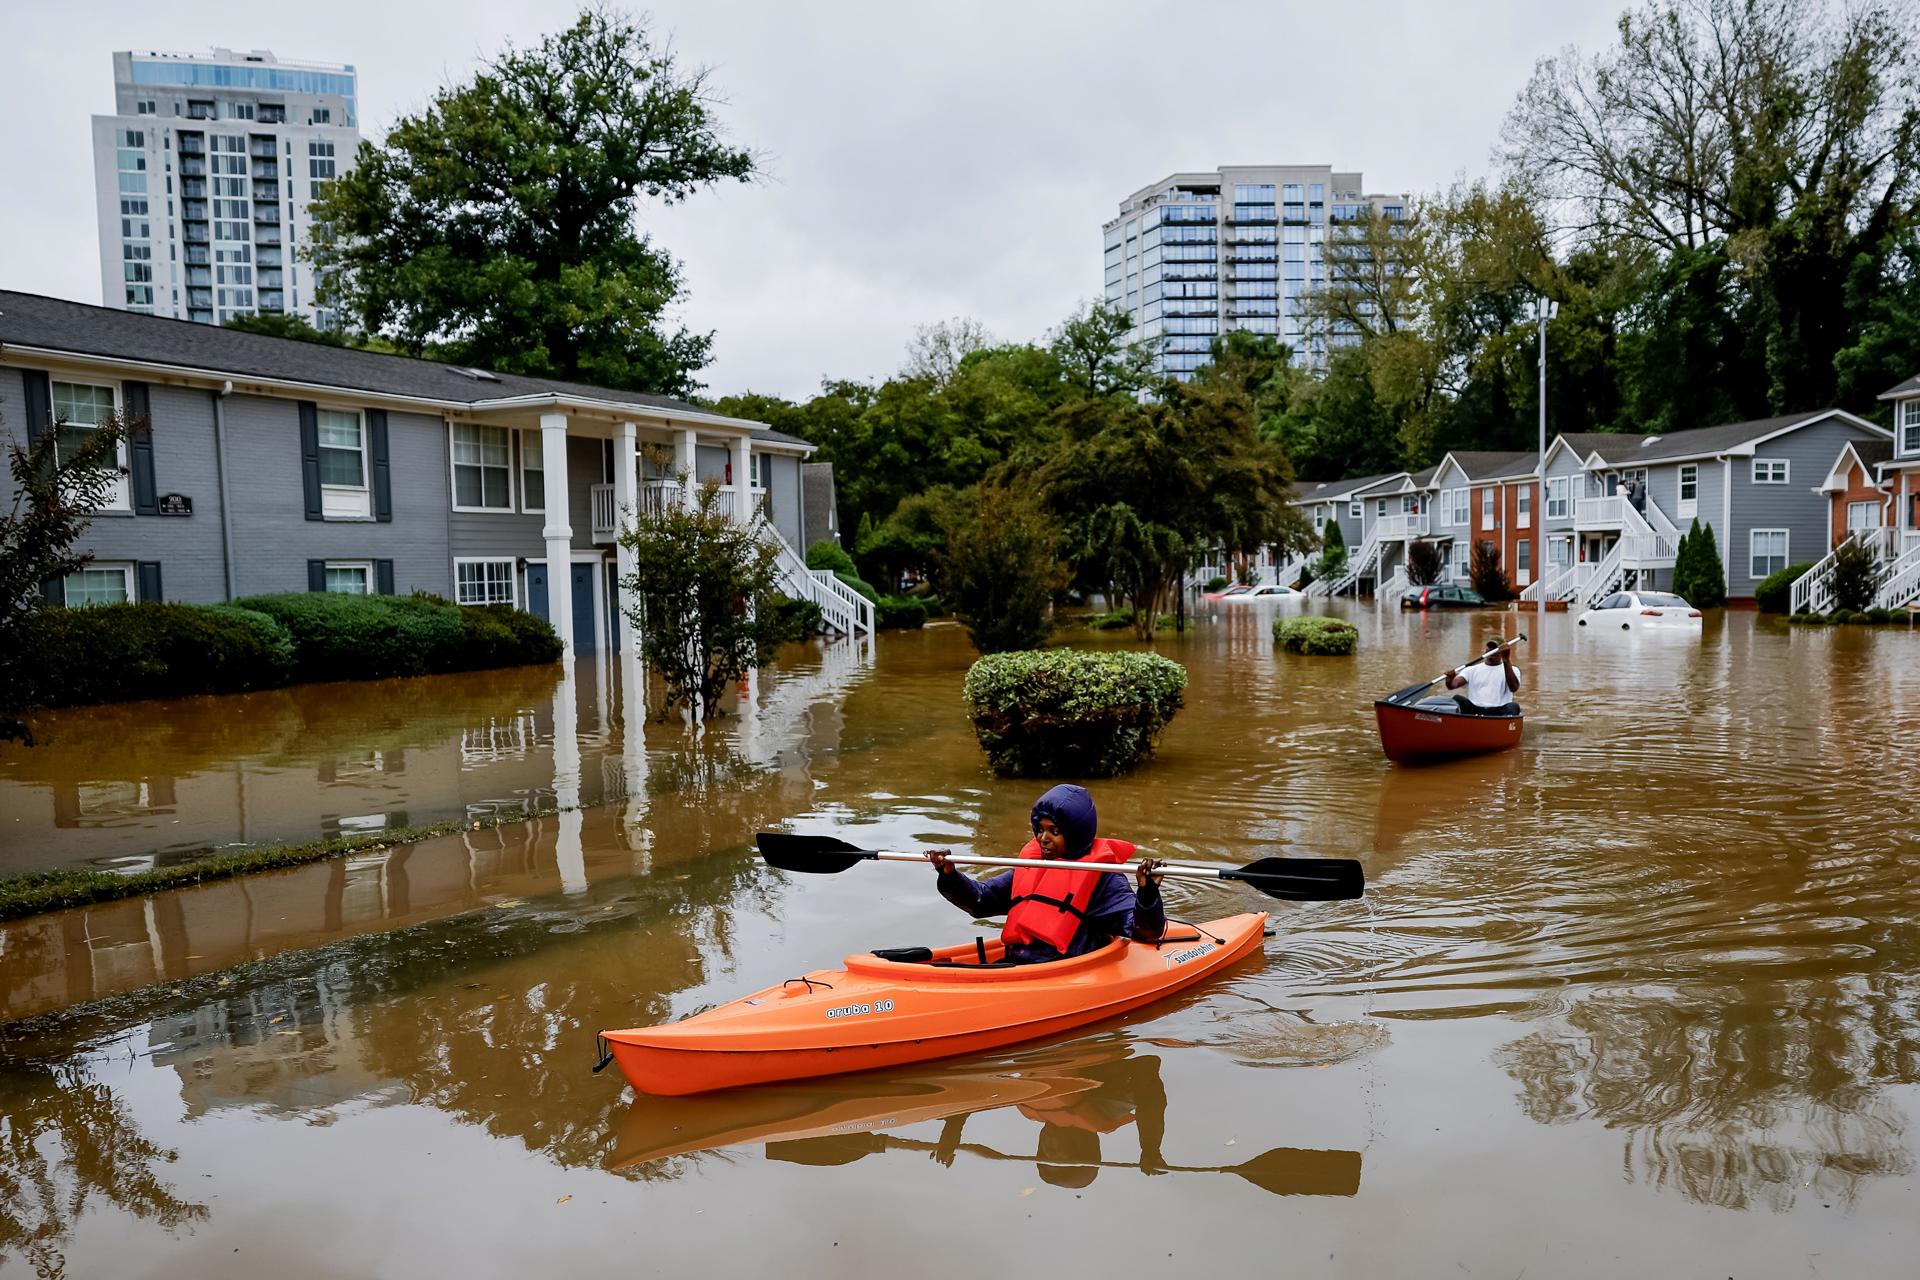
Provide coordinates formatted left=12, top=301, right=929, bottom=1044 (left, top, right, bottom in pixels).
left=550, top=667, right=586, bottom=896
left=540, top=412, right=574, bottom=658
left=613, top=421, right=638, bottom=654
left=732, top=433, right=753, bottom=523
left=675, top=427, right=698, bottom=506
left=619, top=646, right=651, bottom=874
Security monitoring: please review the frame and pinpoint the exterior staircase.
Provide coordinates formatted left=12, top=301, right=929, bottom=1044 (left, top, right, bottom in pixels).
left=768, top=529, right=874, bottom=636
left=1309, top=528, right=1384, bottom=597
left=1875, top=534, right=1920, bottom=611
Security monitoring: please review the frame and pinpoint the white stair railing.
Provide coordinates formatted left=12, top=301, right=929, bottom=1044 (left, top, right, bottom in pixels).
left=1573, top=540, right=1628, bottom=611
left=1875, top=540, right=1920, bottom=611
left=1793, top=528, right=1891, bottom=615
left=1311, top=528, right=1384, bottom=597
left=1275, top=553, right=1310, bottom=588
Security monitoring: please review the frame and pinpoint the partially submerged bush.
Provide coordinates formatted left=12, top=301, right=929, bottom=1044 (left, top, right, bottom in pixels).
left=963, top=649, right=1186, bottom=778
left=1755, top=562, right=1813, bottom=614
left=1274, top=615, right=1358, bottom=656
left=237, top=593, right=559, bottom=682
left=876, top=595, right=928, bottom=629
left=768, top=595, right=824, bottom=640
left=16, top=602, right=296, bottom=708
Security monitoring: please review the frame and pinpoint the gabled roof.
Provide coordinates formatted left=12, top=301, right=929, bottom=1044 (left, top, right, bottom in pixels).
left=1441, top=450, right=1539, bottom=482
left=1878, top=372, right=1920, bottom=400
left=0, top=290, right=771, bottom=434
left=1816, top=437, right=1897, bottom=492
left=1584, top=410, right=1886, bottom=463
left=1291, top=471, right=1406, bottom=503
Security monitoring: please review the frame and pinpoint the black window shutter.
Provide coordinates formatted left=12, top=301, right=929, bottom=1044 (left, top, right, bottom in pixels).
left=40, top=577, right=64, bottom=604
left=299, top=401, right=322, bottom=520
left=369, top=409, right=392, bottom=522
left=137, top=561, right=163, bottom=602
left=124, top=381, right=159, bottom=515
left=375, top=559, right=395, bottom=595
left=22, top=371, right=52, bottom=447
left=308, top=559, right=327, bottom=591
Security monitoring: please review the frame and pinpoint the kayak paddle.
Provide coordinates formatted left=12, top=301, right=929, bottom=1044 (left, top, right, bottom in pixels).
left=755, top=832, right=1364, bottom=902
left=1383, top=632, right=1526, bottom=706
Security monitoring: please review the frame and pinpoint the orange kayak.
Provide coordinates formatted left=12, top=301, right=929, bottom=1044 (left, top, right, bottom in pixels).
left=599, top=913, right=1268, bottom=1096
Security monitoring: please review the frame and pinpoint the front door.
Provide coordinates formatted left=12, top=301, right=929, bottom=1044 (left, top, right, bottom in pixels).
left=571, top=562, right=597, bottom=653
left=527, top=563, right=549, bottom=621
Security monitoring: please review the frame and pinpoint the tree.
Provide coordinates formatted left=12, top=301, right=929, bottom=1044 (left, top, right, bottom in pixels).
left=1827, top=535, right=1884, bottom=613
left=931, top=484, right=1063, bottom=654
left=1672, top=518, right=1728, bottom=607
left=222, top=312, right=355, bottom=348
left=903, top=318, right=992, bottom=386
left=617, top=482, right=787, bottom=720
left=1050, top=301, right=1155, bottom=399
left=1470, top=538, right=1512, bottom=601
left=2, top=407, right=136, bottom=742
left=1407, top=540, right=1444, bottom=585
left=309, top=8, right=756, bottom=396
left=1316, top=518, right=1348, bottom=581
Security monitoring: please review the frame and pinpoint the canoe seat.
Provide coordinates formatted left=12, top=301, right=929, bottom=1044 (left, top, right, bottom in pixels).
left=869, top=946, right=934, bottom=963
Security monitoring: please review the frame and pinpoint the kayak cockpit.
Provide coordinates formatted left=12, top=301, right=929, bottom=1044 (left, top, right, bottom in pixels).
left=846, top=936, right=1125, bottom=981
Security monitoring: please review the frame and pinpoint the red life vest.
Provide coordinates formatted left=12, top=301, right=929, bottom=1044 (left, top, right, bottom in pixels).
left=1002, top=838, right=1135, bottom=953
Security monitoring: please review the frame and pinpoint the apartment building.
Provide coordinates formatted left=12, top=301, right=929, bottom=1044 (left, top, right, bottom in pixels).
left=1102, top=165, right=1407, bottom=379
left=1, top=291, right=872, bottom=653
left=92, top=49, right=360, bottom=327
left=1797, top=375, right=1920, bottom=613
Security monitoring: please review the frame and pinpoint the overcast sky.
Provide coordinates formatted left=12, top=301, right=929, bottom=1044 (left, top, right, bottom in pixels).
left=0, top=1, right=1626, bottom=399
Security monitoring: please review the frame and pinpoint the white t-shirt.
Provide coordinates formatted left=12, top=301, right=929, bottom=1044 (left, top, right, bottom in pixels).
left=1459, top=661, right=1513, bottom=708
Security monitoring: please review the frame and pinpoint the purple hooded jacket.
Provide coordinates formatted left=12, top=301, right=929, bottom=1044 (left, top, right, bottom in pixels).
left=937, top=784, right=1165, bottom=964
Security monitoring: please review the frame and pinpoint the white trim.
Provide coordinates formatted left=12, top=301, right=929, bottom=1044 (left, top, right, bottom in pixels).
left=316, top=405, right=370, bottom=519
left=525, top=551, right=611, bottom=651
left=322, top=559, right=373, bottom=595
left=49, top=376, right=131, bottom=510
left=63, top=561, right=133, bottom=606
left=1899, top=400, right=1920, bottom=455
left=1348, top=499, right=1362, bottom=518
left=1749, top=528, right=1789, bottom=581
left=448, top=421, right=516, bottom=514
left=453, top=556, right=518, bottom=607
left=1752, top=458, right=1790, bottom=485
left=1677, top=462, right=1699, bottom=515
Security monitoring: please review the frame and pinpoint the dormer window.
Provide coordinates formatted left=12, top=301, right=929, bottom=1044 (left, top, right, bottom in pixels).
left=1902, top=399, right=1920, bottom=454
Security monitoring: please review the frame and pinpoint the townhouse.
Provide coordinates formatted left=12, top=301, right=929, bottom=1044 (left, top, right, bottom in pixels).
left=1, top=290, right=871, bottom=653
left=1797, top=374, right=1920, bottom=613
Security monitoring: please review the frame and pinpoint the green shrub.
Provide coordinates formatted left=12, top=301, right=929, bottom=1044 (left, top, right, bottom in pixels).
left=1204, top=575, right=1229, bottom=592
left=838, top=571, right=880, bottom=604
left=235, top=593, right=557, bottom=682
left=1869, top=608, right=1904, bottom=624
left=1833, top=608, right=1871, bottom=625
left=460, top=604, right=564, bottom=666
left=1088, top=609, right=1134, bottom=631
left=1274, top=615, right=1359, bottom=656
left=806, top=539, right=880, bottom=604
left=875, top=595, right=928, bottom=629
left=768, top=595, right=824, bottom=641
left=1755, top=562, right=1813, bottom=614
left=963, top=649, right=1187, bottom=778
left=914, top=592, right=948, bottom=617
left=1788, top=613, right=1830, bottom=626
left=15, top=603, right=296, bottom=708
left=1828, top=537, right=1884, bottom=613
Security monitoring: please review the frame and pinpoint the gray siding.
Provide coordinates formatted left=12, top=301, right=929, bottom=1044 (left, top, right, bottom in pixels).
left=566, top=435, right=604, bottom=552
left=223, top=395, right=451, bottom=597
left=1729, top=418, right=1886, bottom=590
left=802, top=462, right=837, bottom=549
left=1543, top=447, right=1586, bottom=532
left=762, top=453, right=805, bottom=551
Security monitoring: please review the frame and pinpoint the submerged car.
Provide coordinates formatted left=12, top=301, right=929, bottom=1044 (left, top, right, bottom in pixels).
left=1399, top=584, right=1488, bottom=610
left=1201, top=584, right=1253, bottom=601
left=1578, top=590, right=1704, bottom=631
left=1221, top=584, right=1302, bottom=601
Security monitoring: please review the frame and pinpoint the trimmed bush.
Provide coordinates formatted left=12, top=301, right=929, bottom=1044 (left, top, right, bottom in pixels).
left=768, top=595, right=824, bottom=640
left=963, top=649, right=1187, bottom=778
left=1274, top=615, right=1359, bottom=656
left=1869, top=608, right=1905, bottom=624
left=875, top=595, right=928, bottom=630
left=1787, top=613, right=1831, bottom=626
left=1833, top=608, right=1872, bottom=625
left=16, top=603, right=296, bottom=708
left=236, top=593, right=559, bottom=682
left=1755, top=562, right=1813, bottom=614
left=458, top=603, right=565, bottom=668
left=1204, top=575, right=1229, bottom=592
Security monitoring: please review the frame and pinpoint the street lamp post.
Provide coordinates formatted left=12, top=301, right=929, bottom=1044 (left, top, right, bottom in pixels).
left=1535, top=296, right=1556, bottom=630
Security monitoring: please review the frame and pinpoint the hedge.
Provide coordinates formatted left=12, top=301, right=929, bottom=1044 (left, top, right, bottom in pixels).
left=876, top=595, right=928, bottom=629
left=236, top=593, right=559, bottom=682
left=1755, top=562, right=1813, bottom=614
left=14, top=603, right=296, bottom=708
left=1789, top=608, right=1916, bottom=627
left=769, top=595, right=825, bottom=640
left=1274, top=615, right=1358, bottom=656
left=962, top=649, right=1187, bottom=778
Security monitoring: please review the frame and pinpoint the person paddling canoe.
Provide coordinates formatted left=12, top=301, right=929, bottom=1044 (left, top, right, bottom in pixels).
left=928, top=784, right=1166, bottom=964
left=1444, top=637, right=1521, bottom=716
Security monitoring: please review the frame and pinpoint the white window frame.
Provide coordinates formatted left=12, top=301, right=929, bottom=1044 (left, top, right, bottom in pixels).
left=449, top=423, right=514, bottom=513
left=1348, top=499, right=1362, bottom=519
left=518, top=428, right=545, bottom=513
left=454, top=557, right=518, bottom=607
left=315, top=406, right=370, bottom=519
left=1517, top=486, right=1531, bottom=528
left=1481, top=488, right=1496, bottom=530
left=1451, top=487, right=1471, bottom=525
left=1376, top=498, right=1388, bottom=519
left=1515, top=538, right=1531, bottom=585
left=1677, top=463, right=1698, bottom=515
left=1548, top=534, right=1572, bottom=568
left=63, top=562, right=133, bottom=606
left=752, top=452, right=773, bottom=492
left=1847, top=500, right=1881, bottom=534
left=1752, top=458, right=1790, bottom=485
left=1545, top=476, right=1568, bottom=520
left=1749, top=529, right=1789, bottom=580
left=50, top=379, right=131, bottom=510
left=1901, top=400, right=1920, bottom=455
left=323, top=560, right=372, bottom=595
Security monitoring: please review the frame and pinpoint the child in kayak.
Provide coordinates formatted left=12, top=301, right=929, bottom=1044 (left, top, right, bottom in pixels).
left=928, top=783, right=1165, bottom=964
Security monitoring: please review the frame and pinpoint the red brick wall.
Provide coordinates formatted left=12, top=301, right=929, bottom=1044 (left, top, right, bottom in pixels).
left=1466, top=481, right=1539, bottom=590
left=1829, top=460, right=1887, bottom=547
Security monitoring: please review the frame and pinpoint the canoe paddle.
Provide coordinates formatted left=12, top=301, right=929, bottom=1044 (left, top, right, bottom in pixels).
left=768, top=1132, right=1363, bottom=1197
left=755, top=832, right=1364, bottom=902
left=1383, top=632, right=1527, bottom=706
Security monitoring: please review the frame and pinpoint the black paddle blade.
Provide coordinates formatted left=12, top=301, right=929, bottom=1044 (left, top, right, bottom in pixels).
left=755, top=831, right=875, bottom=874
left=1233, top=1147, right=1364, bottom=1198
left=1384, top=678, right=1440, bottom=706
left=1221, top=857, right=1365, bottom=902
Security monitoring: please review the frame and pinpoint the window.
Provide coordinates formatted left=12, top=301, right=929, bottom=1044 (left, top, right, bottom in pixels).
left=1516, top=539, right=1531, bottom=583
left=315, top=408, right=368, bottom=517
left=1546, top=476, right=1569, bottom=520
left=324, top=562, right=371, bottom=594
left=64, top=564, right=131, bottom=606
left=50, top=381, right=130, bottom=508
left=1902, top=401, right=1920, bottom=454
left=1449, top=488, right=1470, bottom=525
left=1548, top=536, right=1572, bottom=568
left=1482, top=488, right=1496, bottom=529
left=1750, top=529, right=1788, bottom=579
left=1753, top=459, right=1789, bottom=484
left=1678, top=463, right=1698, bottom=510
left=753, top=452, right=773, bottom=491
left=1349, top=500, right=1362, bottom=519
left=520, top=431, right=544, bottom=512
left=455, top=559, right=516, bottom=606
left=452, top=424, right=512, bottom=509
left=1377, top=499, right=1387, bottom=518
left=1847, top=501, right=1881, bottom=533
left=311, top=107, right=332, bottom=124
left=1517, top=487, right=1531, bottom=528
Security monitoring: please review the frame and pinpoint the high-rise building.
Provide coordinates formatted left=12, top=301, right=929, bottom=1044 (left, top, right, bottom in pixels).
left=92, top=49, right=360, bottom=328
left=1102, top=165, right=1407, bottom=379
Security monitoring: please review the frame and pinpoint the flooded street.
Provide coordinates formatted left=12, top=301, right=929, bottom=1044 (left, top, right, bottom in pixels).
left=4, top=606, right=1919, bottom=1277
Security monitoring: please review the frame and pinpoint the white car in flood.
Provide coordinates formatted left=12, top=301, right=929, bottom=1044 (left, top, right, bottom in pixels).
left=1578, top=590, right=1704, bottom=631
left=1221, top=584, right=1302, bottom=601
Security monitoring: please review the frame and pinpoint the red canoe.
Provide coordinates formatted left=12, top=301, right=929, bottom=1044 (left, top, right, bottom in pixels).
left=1373, top=697, right=1524, bottom=764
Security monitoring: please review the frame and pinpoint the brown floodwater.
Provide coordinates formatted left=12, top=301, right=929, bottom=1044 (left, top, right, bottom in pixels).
left=3, top=606, right=1919, bottom=1277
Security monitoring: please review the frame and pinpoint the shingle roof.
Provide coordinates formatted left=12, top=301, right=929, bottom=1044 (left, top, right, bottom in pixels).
left=1292, top=471, right=1406, bottom=502
left=1878, top=373, right=1920, bottom=399
left=1590, top=414, right=1824, bottom=463
left=0, top=290, right=756, bottom=427
left=1853, top=438, right=1895, bottom=467
left=1446, top=450, right=1539, bottom=481
left=1551, top=431, right=1652, bottom=462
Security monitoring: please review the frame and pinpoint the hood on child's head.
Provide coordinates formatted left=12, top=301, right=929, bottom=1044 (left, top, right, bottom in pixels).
left=1031, top=784, right=1097, bottom=858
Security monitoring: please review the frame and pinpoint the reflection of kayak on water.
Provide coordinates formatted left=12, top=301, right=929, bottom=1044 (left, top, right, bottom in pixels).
left=610, top=1039, right=1361, bottom=1198
left=598, top=913, right=1270, bottom=1095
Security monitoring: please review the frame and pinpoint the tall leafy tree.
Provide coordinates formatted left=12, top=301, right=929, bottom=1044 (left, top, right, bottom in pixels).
left=309, top=8, right=755, bottom=396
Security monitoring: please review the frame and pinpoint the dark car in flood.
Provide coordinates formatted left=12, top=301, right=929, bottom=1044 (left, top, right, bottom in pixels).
left=1399, top=584, right=1488, bottom=610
